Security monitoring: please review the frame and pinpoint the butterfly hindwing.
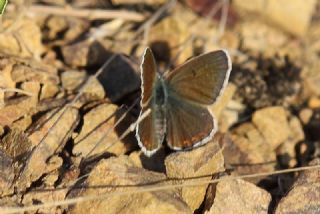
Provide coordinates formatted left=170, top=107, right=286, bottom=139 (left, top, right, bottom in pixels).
left=165, top=94, right=216, bottom=150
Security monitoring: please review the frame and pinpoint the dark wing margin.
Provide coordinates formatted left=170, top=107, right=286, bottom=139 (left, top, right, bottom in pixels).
left=140, top=47, right=157, bottom=106
left=165, top=95, right=216, bottom=150
left=164, top=50, right=231, bottom=105
left=136, top=47, right=165, bottom=156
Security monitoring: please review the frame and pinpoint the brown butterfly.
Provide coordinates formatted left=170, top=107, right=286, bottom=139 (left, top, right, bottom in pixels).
left=136, top=48, right=232, bottom=156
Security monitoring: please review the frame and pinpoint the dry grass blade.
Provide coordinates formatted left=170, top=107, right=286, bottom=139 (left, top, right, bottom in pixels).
left=6, top=4, right=145, bottom=21
left=2, top=164, right=320, bottom=214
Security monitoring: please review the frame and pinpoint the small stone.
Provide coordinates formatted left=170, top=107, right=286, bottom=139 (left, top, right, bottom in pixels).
left=22, top=188, right=68, bottom=213
left=299, top=108, right=313, bottom=124
left=252, top=106, right=290, bottom=150
left=210, top=83, right=236, bottom=120
left=61, top=70, right=105, bottom=101
left=97, top=54, right=140, bottom=102
left=0, top=19, right=44, bottom=58
left=225, top=124, right=276, bottom=183
left=62, top=40, right=111, bottom=67
left=205, top=178, right=271, bottom=214
left=61, top=70, right=87, bottom=91
left=17, top=107, right=79, bottom=190
left=277, top=116, right=305, bottom=167
left=308, top=96, right=320, bottom=109
left=70, top=155, right=192, bottom=214
left=0, top=150, right=14, bottom=196
left=165, top=138, right=225, bottom=211
left=275, top=159, right=320, bottom=214
left=73, top=103, right=135, bottom=159
left=40, top=83, right=60, bottom=100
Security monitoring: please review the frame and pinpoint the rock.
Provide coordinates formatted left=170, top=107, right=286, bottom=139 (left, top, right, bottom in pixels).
left=299, top=108, right=313, bottom=125
left=61, top=70, right=105, bottom=101
left=252, top=106, right=290, bottom=150
left=97, top=54, right=140, bottom=102
left=238, top=20, right=288, bottom=55
left=40, top=83, right=60, bottom=100
left=309, top=96, right=320, bottom=109
left=225, top=124, right=276, bottom=183
left=0, top=19, right=44, bottom=58
left=165, top=138, right=225, bottom=211
left=62, top=40, right=111, bottom=67
left=275, top=159, right=320, bottom=214
left=70, top=156, right=192, bottom=214
left=0, top=150, right=14, bottom=196
left=61, top=70, right=87, bottom=91
left=233, top=0, right=317, bottom=36
left=277, top=116, right=305, bottom=167
left=16, top=107, right=79, bottom=190
left=210, top=83, right=236, bottom=120
left=73, top=103, right=135, bottom=159
left=147, top=3, right=194, bottom=65
left=22, top=188, right=68, bottom=213
left=205, top=178, right=271, bottom=214
left=0, top=96, right=38, bottom=127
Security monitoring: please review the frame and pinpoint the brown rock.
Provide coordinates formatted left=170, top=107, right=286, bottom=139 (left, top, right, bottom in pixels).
left=40, top=83, right=60, bottom=100
left=97, top=54, right=140, bottom=102
left=22, top=188, right=68, bottom=213
left=61, top=70, right=105, bottom=101
left=16, top=107, right=79, bottom=190
left=299, top=108, right=313, bottom=125
left=70, top=155, right=192, bottom=214
left=147, top=3, right=194, bottom=65
left=210, top=83, right=236, bottom=120
left=0, top=150, right=14, bottom=196
left=62, top=40, right=111, bottom=67
left=277, top=116, right=305, bottom=167
left=205, top=178, right=271, bottom=214
left=0, top=19, right=44, bottom=58
left=225, top=124, right=276, bottom=183
left=309, top=96, right=320, bottom=109
left=252, top=106, right=290, bottom=150
left=238, top=20, right=287, bottom=55
left=165, top=138, right=225, bottom=211
left=73, top=103, right=134, bottom=159
left=275, top=159, right=320, bottom=214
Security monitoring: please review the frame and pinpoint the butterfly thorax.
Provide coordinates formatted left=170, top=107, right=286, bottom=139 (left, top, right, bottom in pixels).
left=154, top=76, right=167, bottom=106
left=152, top=76, right=167, bottom=142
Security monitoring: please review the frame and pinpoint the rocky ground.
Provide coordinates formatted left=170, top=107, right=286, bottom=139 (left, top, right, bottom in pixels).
left=0, top=0, right=320, bottom=213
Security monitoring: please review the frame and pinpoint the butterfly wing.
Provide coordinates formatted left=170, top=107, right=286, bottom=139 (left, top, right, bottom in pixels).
left=164, top=50, right=231, bottom=105
left=165, top=94, right=216, bottom=150
left=164, top=50, right=231, bottom=149
left=136, top=48, right=166, bottom=156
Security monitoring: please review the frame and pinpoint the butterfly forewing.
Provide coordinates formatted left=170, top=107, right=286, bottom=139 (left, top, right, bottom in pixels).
left=140, top=47, right=157, bottom=105
left=136, top=48, right=166, bottom=156
left=165, top=94, right=215, bottom=150
left=164, top=50, right=231, bottom=105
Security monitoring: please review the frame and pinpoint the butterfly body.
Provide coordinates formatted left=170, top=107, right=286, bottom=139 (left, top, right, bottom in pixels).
left=136, top=48, right=231, bottom=156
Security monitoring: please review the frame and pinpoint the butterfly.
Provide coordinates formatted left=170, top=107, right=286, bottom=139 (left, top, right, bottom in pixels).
left=136, top=47, right=231, bottom=156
